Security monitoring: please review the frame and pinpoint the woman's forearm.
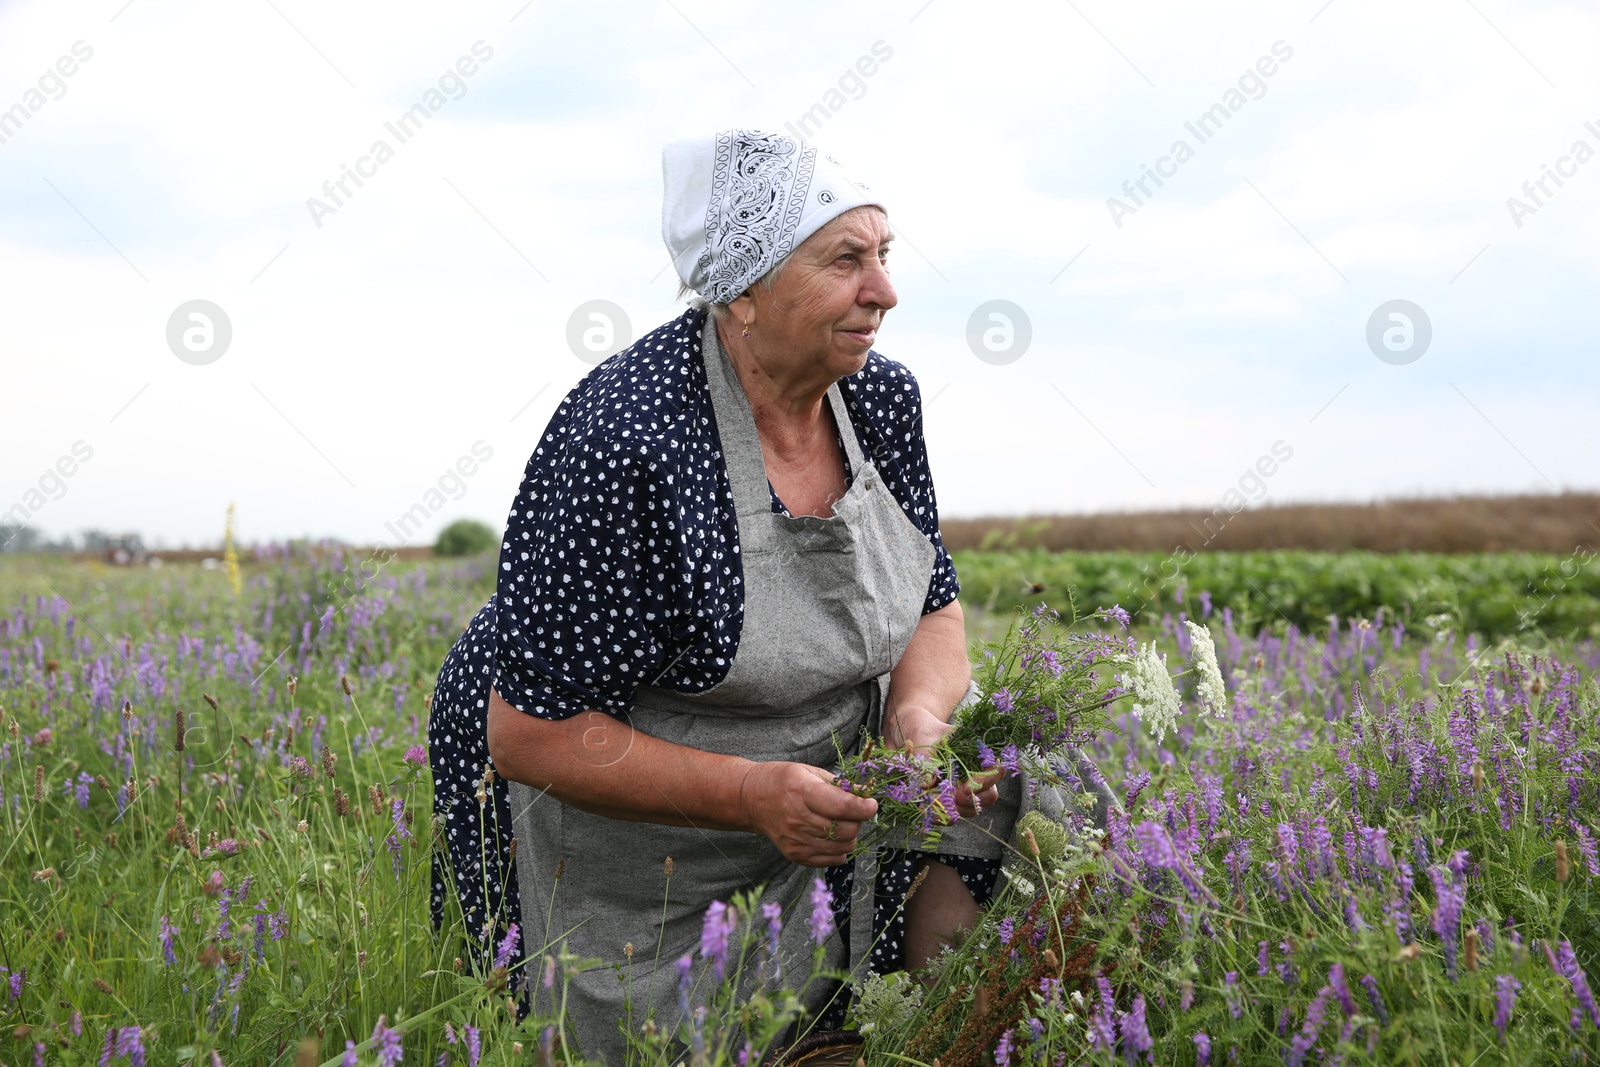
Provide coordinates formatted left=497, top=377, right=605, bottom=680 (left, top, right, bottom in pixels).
left=486, top=687, right=756, bottom=831
left=885, top=599, right=971, bottom=732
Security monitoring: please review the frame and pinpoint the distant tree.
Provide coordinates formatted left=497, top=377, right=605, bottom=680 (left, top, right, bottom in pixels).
left=435, top=518, right=499, bottom=557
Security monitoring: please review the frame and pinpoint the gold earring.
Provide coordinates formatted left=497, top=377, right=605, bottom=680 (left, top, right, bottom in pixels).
left=741, top=319, right=751, bottom=339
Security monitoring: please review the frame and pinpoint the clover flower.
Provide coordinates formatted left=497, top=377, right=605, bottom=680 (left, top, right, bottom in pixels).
left=1183, top=620, right=1228, bottom=716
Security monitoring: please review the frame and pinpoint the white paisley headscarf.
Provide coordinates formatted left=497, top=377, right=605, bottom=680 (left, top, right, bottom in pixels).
left=661, top=129, right=885, bottom=305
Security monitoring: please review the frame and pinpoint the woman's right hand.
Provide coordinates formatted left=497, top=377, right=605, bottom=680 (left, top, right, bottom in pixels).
left=740, top=761, right=879, bottom=867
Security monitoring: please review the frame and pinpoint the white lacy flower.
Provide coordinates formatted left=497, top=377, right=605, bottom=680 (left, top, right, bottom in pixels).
left=1123, top=641, right=1181, bottom=741
left=1184, top=620, right=1228, bottom=717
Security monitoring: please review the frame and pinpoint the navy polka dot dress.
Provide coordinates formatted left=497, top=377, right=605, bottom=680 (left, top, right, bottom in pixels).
left=428, top=306, right=996, bottom=980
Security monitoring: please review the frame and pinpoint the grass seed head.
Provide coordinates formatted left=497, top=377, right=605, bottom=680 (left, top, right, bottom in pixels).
left=340, top=673, right=352, bottom=696
left=174, top=708, right=186, bottom=752
left=32, top=765, right=44, bottom=803
left=202, top=692, right=219, bottom=710
left=1556, top=840, right=1570, bottom=883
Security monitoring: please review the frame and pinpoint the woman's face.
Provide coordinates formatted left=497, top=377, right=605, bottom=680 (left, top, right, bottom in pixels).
left=737, top=206, right=897, bottom=388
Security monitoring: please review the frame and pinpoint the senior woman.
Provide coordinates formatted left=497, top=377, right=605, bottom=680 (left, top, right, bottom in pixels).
left=428, top=130, right=1013, bottom=1061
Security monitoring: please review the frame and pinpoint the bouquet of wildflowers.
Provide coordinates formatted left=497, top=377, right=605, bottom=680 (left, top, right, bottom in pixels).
left=835, top=605, right=1228, bottom=846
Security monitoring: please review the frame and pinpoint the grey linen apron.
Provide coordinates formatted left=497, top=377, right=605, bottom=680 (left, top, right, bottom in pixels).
left=506, top=316, right=939, bottom=1064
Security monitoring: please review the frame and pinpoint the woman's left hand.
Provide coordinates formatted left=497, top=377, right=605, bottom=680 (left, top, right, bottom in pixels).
left=885, top=704, right=1001, bottom=818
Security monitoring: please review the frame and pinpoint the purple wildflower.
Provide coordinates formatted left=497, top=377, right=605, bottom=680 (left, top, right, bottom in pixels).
left=372, top=1015, right=403, bottom=1067
left=998, top=917, right=1015, bottom=945
left=1121, top=994, right=1153, bottom=1063
left=993, top=688, right=1014, bottom=714
left=1328, top=963, right=1354, bottom=1016
left=934, top=777, right=959, bottom=824
left=1287, top=986, right=1331, bottom=1067
left=1100, top=604, right=1132, bottom=629
left=809, top=877, right=835, bottom=944
left=1429, top=863, right=1467, bottom=979
left=1088, top=976, right=1118, bottom=1052
left=2, top=967, right=23, bottom=1000
left=159, top=914, right=178, bottom=966
left=1551, top=940, right=1600, bottom=1028
left=1494, top=974, right=1520, bottom=1041
left=341, top=1039, right=358, bottom=1067
left=33, top=1042, right=45, bottom=1067
left=494, top=923, right=520, bottom=970
left=115, top=1027, right=147, bottom=1067
left=700, top=900, right=736, bottom=978
left=1193, top=1032, right=1211, bottom=1067
left=676, top=954, right=693, bottom=1017
left=1000, top=744, right=1021, bottom=774
left=386, top=797, right=411, bottom=879
left=1256, top=940, right=1270, bottom=977
left=101, top=1028, right=116, bottom=1067
left=976, top=740, right=997, bottom=770
left=1359, top=974, right=1389, bottom=1027
left=994, top=1028, right=1015, bottom=1067
left=464, top=1024, right=482, bottom=1067
left=403, top=744, right=427, bottom=768
left=1223, top=971, right=1243, bottom=1019
left=71, top=1011, right=82, bottom=1037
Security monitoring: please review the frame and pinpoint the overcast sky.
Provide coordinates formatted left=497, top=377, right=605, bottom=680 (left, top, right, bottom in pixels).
left=2, top=0, right=1596, bottom=549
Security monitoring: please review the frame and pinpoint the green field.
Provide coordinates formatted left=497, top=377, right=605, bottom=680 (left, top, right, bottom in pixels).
left=952, top=549, right=1600, bottom=639
left=3, top=548, right=1600, bottom=1065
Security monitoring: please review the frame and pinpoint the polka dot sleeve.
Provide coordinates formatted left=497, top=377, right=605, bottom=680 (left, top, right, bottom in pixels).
left=490, top=316, right=741, bottom=720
